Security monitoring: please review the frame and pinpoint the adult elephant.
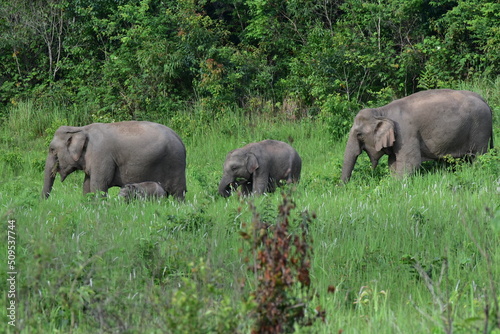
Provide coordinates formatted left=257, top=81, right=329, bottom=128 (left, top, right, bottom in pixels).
left=42, top=121, right=186, bottom=200
left=218, top=140, right=301, bottom=197
left=341, top=89, right=493, bottom=182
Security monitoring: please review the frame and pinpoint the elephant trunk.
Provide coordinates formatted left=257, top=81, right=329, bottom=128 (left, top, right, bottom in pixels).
left=341, top=131, right=362, bottom=183
left=218, top=175, right=234, bottom=197
left=42, top=155, right=58, bottom=199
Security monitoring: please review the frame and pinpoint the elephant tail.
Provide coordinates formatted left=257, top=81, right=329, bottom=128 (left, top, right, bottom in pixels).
left=488, top=109, right=494, bottom=150
left=488, top=104, right=494, bottom=149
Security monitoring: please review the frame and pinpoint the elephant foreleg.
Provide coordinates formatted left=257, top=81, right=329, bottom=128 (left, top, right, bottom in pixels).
left=241, top=182, right=253, bottom=196
left=394, top=150, right=422, bottom=177
left=89, top=175, right=110, bottom=196
left=252, top=172, right=269, bottom=195
left=388, top=154, right=397, bottom=174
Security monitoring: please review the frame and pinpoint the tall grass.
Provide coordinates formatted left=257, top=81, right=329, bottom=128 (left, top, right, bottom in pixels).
left=1, top=82, right=499, bottom=333
left=4, top=100, right=93, bottom=139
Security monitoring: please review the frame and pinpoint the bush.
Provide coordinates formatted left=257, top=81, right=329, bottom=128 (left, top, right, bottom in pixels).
left=318, top=94, right=359, bottom=141
left=240, top=191, right=323, bottom=333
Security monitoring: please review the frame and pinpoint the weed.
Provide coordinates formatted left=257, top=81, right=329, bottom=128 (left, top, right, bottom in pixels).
left=476, top=147, right=499, bottom=174
left=240, top=191, right=323, bottom=333
left=1, top=151, right=22, bottom=171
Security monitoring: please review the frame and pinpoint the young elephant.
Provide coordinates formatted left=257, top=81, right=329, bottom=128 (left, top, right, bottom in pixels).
left=119, top=182, right=166, bottom=200
left=218, top=140, right=302, bottom=197
left=341, top=89, right=493, bottom=182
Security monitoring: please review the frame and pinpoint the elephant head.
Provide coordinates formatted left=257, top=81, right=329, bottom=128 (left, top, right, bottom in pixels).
left=218, top=149, right=258, bottom=197
left=341, top=109, right=395, bottom=182
left=118, top=184, right=140, bottom=201
left=42, top=126, right=87, bottom=198
left=118, top=184, right=136, bottom=198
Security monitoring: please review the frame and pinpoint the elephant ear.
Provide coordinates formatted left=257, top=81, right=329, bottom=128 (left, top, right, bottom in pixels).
left=246, top=153, right=259, bottom=173
left=374, top=119, right=395, bottom=152
left=67, top=130, right=87, bottom=161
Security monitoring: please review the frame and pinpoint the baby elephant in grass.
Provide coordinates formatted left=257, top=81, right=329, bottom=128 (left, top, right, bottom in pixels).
left=119, top=182, right=166, bottom=201
left=219, top=140, right=302, bottom=197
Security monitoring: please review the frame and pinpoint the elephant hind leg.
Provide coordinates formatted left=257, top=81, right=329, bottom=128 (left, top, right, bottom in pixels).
left=160, top=171, right=186, bottom=201
left=83, top=174, right=91, bottom=194
left=284, top=168, right=293, bottom=183
left=266, top=177, right=277, bottom=193
left=167, top=184, right=186, bottom=201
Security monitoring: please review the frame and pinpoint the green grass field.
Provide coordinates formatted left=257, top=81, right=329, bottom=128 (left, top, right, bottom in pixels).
left=1, top=82, right=499, bottom=333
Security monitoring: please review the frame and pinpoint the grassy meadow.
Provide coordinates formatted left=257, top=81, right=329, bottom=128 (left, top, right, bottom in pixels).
left=1, top=82, right=499, bottom=333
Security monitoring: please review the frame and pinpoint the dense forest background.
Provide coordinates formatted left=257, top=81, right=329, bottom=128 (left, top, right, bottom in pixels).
left=1, top=0, right=499, bottom=125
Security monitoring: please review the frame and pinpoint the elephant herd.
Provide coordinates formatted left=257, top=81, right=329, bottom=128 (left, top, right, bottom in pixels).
left=42, top=89, right=494, bottom=200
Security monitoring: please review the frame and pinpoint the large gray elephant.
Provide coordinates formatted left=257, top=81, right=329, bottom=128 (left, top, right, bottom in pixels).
left=218, top=140, right=302, bottom=197
left=42, top=121, right=186, bottom=199
left=341, top=89, right=493, bottom=182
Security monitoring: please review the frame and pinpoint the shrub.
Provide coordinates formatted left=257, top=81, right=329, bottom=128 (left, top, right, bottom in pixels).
left=240, top=191, right=323, bottom=333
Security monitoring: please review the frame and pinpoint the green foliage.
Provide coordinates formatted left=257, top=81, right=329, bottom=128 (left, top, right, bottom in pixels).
left=475, top=147, right=499, bottom=174
left=430, top=0, right=500, bottom=78
left=1, top=0, right=498, bottom=136
left=163, top=259, right=251, bottom=333
left=318, top=94, right=359, bottom=141
left=44, top=117, right=68, bottom=146
left=0, top=150, right=22, bottom=172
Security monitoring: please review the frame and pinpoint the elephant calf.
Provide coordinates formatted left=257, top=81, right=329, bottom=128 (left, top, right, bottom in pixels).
left=341, top=89, right=494, bottom=182
left=119, top=182, right=166, bottom=200
left=219, top=140, right=302, bottom=197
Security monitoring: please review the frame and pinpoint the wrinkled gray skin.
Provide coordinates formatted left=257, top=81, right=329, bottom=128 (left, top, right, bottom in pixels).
left=219, top=140, right=302, bottom=197
left=341, top=89, right=493, bottom=182
left=42, top=121, right=186, bottom=200
left=119, top=182, right=166, bottom=201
